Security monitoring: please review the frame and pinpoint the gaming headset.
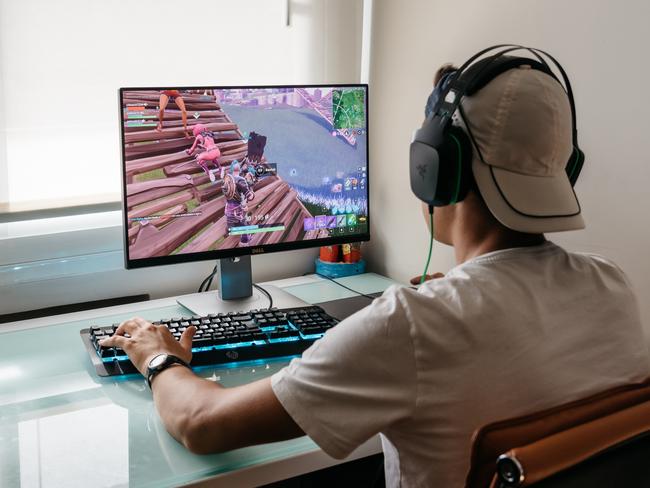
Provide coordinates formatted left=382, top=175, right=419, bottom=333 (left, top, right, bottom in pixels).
left=409, top=44, right=585, bottom=209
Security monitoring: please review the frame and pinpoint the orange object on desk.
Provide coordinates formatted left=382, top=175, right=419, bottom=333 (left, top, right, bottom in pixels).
left=319, top=245, right=340, bottom=263
left=342, top=243, right=361, bottom=263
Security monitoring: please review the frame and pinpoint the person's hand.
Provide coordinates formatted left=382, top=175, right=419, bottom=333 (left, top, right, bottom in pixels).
left=99, top=318, right=196, bottom=376
left=410, top=272, right=445, bottom=286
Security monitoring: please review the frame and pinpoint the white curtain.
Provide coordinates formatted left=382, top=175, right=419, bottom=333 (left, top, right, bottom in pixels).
left=0, top=0, right=362, bottom=206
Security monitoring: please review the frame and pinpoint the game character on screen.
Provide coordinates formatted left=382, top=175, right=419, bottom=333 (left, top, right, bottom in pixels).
left=221, top=161, right=254, bottom=244
left=242, top=164, right=258, bottom=186
left=157, top=90, right=190, bottom=138
left=247, top=131, right=267, bottom=163
left=186, top=123, right=222, bottom=182
left=240, top=131, right=268, bottom=185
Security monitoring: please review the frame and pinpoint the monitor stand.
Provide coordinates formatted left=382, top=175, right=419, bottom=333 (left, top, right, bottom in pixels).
left=176, top=256, right=308, bottom=316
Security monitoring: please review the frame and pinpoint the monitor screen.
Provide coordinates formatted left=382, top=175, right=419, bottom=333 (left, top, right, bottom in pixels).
left=120, top=85, right=369, bottom=268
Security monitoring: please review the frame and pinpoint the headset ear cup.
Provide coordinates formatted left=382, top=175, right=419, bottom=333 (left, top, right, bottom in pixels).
left=565, top=146, right=585, bottom=186
left=443, top=126, right=473, bottom=204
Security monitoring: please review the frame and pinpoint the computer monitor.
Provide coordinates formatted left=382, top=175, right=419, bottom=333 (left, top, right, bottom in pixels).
left=119, top=85, right=369, bottom=303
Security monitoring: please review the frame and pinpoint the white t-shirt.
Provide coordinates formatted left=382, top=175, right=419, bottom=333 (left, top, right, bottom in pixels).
left=271, top=242, right=650, bottom=487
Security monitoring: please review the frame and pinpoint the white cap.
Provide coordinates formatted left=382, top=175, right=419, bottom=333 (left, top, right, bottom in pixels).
left=459, top=64, right=584, bottom=233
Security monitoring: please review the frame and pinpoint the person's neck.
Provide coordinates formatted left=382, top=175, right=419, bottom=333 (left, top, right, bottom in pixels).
left=451, top=221, right=545, bottom=265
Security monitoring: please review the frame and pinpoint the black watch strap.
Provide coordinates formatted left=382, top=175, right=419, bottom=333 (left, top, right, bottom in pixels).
left=147, top=354, right=190, bottom=389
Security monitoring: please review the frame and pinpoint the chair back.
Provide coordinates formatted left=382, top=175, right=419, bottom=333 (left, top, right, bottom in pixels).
left=465, top=378, right=650, bottom=487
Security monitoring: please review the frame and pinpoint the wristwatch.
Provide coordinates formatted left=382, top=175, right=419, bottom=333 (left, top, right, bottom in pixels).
left=146, top=353, right=190, bottom=389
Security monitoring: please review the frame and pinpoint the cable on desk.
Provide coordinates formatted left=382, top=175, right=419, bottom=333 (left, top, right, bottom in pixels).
left=253, top=283, right=273, bottom=309
left=198, top=263, right=218, bottom=293
left=313, top=273, right=377, bottom=301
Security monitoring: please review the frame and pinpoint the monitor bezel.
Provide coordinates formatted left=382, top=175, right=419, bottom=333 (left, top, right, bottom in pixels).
left=119, top=83, right=370, bottom=270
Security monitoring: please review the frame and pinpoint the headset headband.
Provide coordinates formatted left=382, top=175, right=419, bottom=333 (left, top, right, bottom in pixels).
left=431, top=44, right=579, bottom=146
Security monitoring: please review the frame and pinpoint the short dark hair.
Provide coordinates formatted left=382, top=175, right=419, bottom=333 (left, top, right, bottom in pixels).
left=434, top=63, right=458, bottom=86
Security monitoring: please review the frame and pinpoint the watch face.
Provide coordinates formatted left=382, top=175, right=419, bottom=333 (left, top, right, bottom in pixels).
left=149, top=354, right=168, bottom=369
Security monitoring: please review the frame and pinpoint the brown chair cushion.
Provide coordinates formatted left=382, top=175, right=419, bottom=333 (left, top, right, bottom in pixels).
left=465, top=378, right=650, bottom=488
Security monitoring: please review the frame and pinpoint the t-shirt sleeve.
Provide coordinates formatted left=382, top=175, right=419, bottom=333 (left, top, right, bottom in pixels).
left=271, top=285, right=417, bottom=459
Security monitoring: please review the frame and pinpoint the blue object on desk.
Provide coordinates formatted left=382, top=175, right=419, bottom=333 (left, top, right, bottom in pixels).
left=315, top=258, right=366, bottom=278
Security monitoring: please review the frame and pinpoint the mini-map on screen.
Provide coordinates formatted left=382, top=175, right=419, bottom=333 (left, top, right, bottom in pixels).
left=332, top=88, right=366, bottom=129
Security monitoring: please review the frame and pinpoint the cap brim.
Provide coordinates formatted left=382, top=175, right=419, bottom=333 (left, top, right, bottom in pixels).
left=473, top=156, right=585, bottom=233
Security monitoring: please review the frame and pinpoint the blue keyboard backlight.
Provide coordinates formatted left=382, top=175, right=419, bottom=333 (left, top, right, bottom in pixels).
left=299, top=332, right=325, bottom=340
left=213, top=341, right=255, bottom=350
left=268, top=336, right=301, bottom=344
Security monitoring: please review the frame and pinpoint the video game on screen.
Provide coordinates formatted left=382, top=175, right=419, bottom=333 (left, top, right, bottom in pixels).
left=121, top=87, right=368, bottom=260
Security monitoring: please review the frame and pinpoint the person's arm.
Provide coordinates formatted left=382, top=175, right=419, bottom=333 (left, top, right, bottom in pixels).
left=99, top=318, right=304, bottom=454
left=152, top=368, right=304, bottom=454
left=186, top=135, right=200, bottom=155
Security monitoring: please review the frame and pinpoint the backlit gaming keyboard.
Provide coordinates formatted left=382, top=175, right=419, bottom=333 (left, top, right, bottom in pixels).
left=80, top=306, right=339, bottom=377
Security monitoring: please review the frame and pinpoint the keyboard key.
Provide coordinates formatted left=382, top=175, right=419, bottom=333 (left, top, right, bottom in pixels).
left=231, top=314, right=253, bottom=322
left=192, top=337, right=213, bottom=348
left=213, top=335, right=228, bottom=345
left=98, top=346, right=115, bottom=358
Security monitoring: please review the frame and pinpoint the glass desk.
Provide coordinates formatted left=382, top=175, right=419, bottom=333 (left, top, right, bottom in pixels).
left=0, top=273, right=396, bottom=488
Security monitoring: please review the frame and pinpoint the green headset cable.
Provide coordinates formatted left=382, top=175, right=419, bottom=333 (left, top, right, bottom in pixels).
left=418, top=133, right=461, bottom=284
left=420, top=206, right=434, bottom=285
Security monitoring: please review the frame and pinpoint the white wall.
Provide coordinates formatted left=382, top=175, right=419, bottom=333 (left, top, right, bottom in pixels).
left=365, top=0, right=650, bottom=329
left=0, top=21, right=7, bottom=209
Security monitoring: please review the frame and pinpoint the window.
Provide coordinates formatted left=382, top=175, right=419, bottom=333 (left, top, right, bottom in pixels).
left=0, top=0, right=363, bottom=218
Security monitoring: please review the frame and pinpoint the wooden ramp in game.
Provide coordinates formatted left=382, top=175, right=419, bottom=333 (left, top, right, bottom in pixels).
left=123, top=90, right=327, bottom=259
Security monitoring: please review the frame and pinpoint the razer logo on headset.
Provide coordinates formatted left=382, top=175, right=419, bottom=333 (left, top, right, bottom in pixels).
left=416, top=163, right=427, bottom=180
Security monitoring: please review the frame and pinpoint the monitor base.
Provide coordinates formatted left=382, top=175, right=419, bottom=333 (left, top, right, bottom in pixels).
left=176, top=285, right=309, bottom=316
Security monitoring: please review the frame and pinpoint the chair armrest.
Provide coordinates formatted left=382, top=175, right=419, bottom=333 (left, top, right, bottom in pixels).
left=495, top=400, right=650, bottom=487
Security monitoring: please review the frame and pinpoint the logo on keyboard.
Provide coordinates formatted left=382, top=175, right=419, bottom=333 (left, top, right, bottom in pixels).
left=251, top=247, right=264, bottom=254
left=226, top=351, right=239, bottom=360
